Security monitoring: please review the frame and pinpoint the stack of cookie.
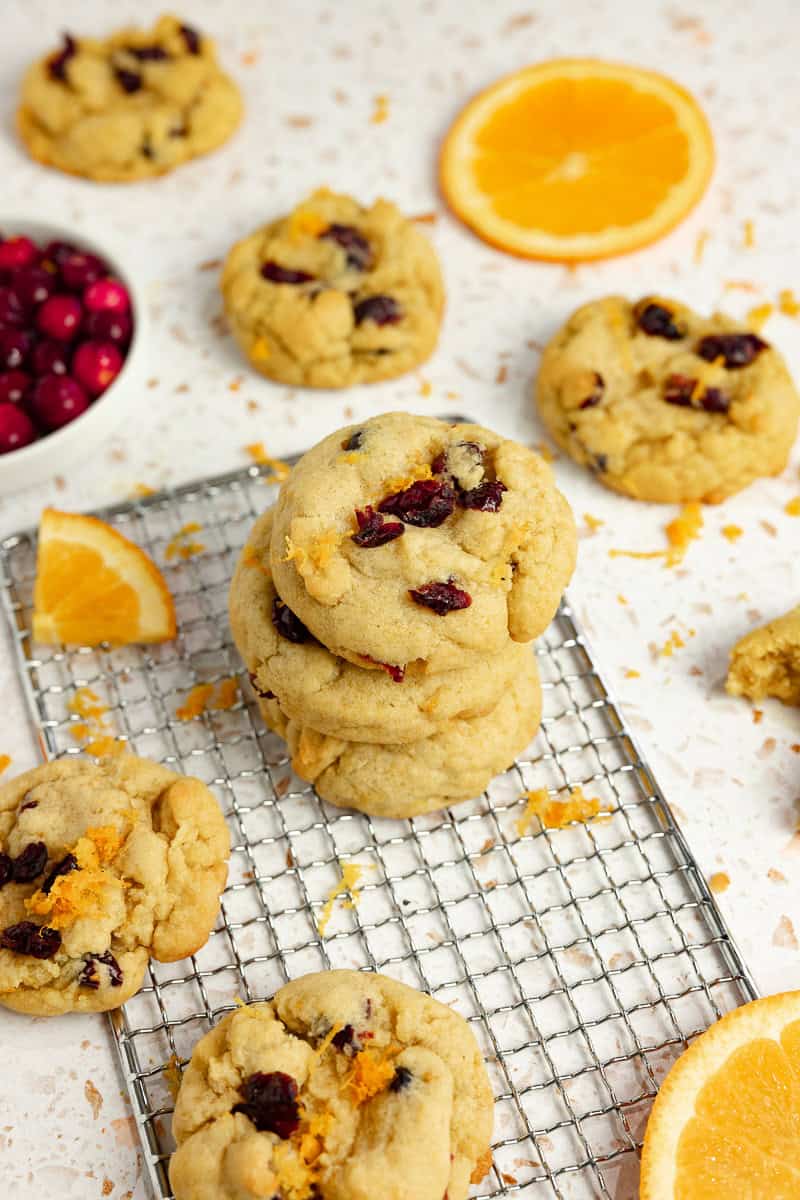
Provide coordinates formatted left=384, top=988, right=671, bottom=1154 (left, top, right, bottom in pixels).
left=230, top=412, right=577, bottom=819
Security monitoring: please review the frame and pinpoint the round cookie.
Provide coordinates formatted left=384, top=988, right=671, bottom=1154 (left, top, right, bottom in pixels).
left=260, top=652, right=542, bottom=818
left=18, top=15, right=242, bottom=182
left=169, top=969, right=493, bottom=1200
left=726, top=604, right=800, bottom=705
left=269, top=412, right=576, bottom=673
left=535, top=295, right=800, bottom=504
left=230, top=506, right=532, bottom=743
left=0, top=756, right=229, bottom=1016
left=221, top=190, right=444, bottom=387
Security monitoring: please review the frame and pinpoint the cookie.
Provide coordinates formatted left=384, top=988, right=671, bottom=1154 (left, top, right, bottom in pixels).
left=536, top=296, right=800, bottom=503
left=18, top=15, right=242, bottom=182
left=0, top=756, right=229, bottom=1016
left=169, top=969, right=493, bottom=1200
left=269, top=412, right=576, bottom=673
left=260, top=651, right=541, bottom=818
left=230, top=506, right=532, bottom=743
left=726, top=604, right=800, bottom=706
left=220, top=189, right=444, bottom=387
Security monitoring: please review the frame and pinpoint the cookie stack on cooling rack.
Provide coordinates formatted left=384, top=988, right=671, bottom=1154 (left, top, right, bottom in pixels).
left=230, top=411, right=577, bottom=819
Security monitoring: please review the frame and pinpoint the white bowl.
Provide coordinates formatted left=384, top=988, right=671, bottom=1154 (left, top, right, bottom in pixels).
left=0, top=217, right=147, bottom=497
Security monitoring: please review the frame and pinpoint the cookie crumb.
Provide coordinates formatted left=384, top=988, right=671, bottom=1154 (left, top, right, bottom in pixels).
left=495, top=364, right=508, bottom=384
left=102, top=1180, right=113, bottom=1197
left=85, top=1079, right=104, bottom=1119
left=772, top=915, right=798, bottom=950
left=767, top=867, right=787, bottom=883
left=624, top=669, right=640, bottom=679
left=516, top=786, right=607, bottom=834
left=245, top=442, right=291, bottom=482
left=752, top=709, right=763, bottom=724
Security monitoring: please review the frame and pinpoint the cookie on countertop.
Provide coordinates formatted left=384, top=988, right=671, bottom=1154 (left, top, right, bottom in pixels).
left=17, top=14, right=242, bottom=182
left=230, top=506, right=532, bottom=743
left=269, top=412, right=577, bottom=673
left=221, top=189, right=445, bottom=387
left=0, top=756, right=229, bottom=1016
left=726, top=604, right=800, bottom=706
left=535, top=296, right=800, bottom=503
left=260, top=651, right=541, bottom=818
left=169, top=969, right=493, bottom=1200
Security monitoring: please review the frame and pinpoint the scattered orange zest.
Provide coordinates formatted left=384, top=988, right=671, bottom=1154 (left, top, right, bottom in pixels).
left=693, top=230, right=709, bottom=264
left=175, top=678, right=240, bottom=721
left=709, top=871, right=730, bottom=894
left=343, top=1048, right=397, bottom=1104
left=583, top=512, right=604, bottom=533
left=746, top=302, right=774, bottom=330
left=610, top=503, right=703, bottom=567
left=516, top=786, right=608, bottom=834
left=625, top=669, right=640, bottom=679
left=130, top=483, right=156, bottom=498
left=721, top=524, right=743, bottom=543
left=165, top=522, right=205, bottom=561
left=33, top=509, right=176, bottom=646
left=778, top=288, right=800, bottom=317
left=743, top=218, right=756, bottom=248
left=67, top=688, right=124, bottom=758
left=371, top=94, right=390, bottom=124
left=784, top=496, right=800, bottom=516
left=317, top=862, right=364, bottom=936
left=0, top=754, right=10, bottom=775
left=244, top=442, right=291, bottom=482
left=439, top=58, right=714, bottom=261
left=418, top=377, right=432, bottom=396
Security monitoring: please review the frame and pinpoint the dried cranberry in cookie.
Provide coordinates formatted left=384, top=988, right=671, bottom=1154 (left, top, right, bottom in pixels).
left=634, top=297, right=686, bottom=340
left=696, top=332, right=767, bottom=367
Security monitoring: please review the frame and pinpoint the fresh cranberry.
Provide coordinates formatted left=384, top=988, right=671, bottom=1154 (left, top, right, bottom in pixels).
left=83, top=309, right=132, bottom=346
left=0, top=404, right=36, bottom=453
left=47, top=33, right=76, bottom=82
left=342, top=430, right=363, bottom=451
left=379, top=478, right=455, bottom=527
left=0, top=921, right=61, bottom=959
left=115, top=67, right=142, bottom=93
left=32, top=375, right=89, bottom=430
left=261, top=261, right=315, bottom=285
left=390, top=1066, right=413, bottom=1092
left=79, top=950, right=123, bottom=989
left=579, top=371, right=605, bottom=409
left=37, top=294, right=82, bottom=341
left=0, top=854, right=11, bottom=887
left=320, top=224, right=372, bottom=271
left=13, top=267, right=57, bottom=311
left=10, top=841, right=48, bottom=883
left=0, top=330, right=32, bottom=370
left=696, top=333, right=767, bottom=368
left=180, top=23, right=202, bottom=54
left=41, top=852, right=78, bottom=895
left=353, top=295, right=402, bottom=326
left=351, top=506, right=404, bottom=547
left=409, top=580, right=472, bottom=614
left=72, top=341, right=123, bottom=396
left=31, top=339, right=70, bottom=377
left=0, top=287, right=25, bottom=328
left=271, top=598, right=311, bottom=643
left=60, top=252, right=107, bottom=291
left=233, top=1072, right=300, bottom=1138
left=83, top=278, right=130, bottom=315
left=41, top=240, right=78, bottom=268
left=459, top=480, right=507, bottom=511
left=0, top=371, right=31, bottom=405
left=635, top=302, right=684, bottom=340
left=0, top=237, right=37, bottom=274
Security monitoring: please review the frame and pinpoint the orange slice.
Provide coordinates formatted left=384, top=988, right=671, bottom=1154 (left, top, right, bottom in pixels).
left=33, top=508, right=176, bottom=646
left=640, top=991, right=800, bottom=1199
left=440, top=58, right=714, bottom=261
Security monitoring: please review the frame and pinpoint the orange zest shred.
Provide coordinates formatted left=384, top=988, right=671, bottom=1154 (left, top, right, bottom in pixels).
left=26, top=823, right=129, bottom=929
left=0, top=754, right=10, bottom=775
left=709, top=871, right=730, bottom=894
left=778, top=288, right=800, bottom=317
left=130, top=483, right=156, bottom=498
left=516, top=786, right=608, bottom=834
left=317, top=861, right=364, bottom=936
left=721, top=524, right=743, bottom=542
left=163, top=1054, right=183, bottom=1101
left=283, top=530, right=341, bottom=573
left=343, top=1047, right=398, bottom=1105
left=583, top=513, right=604, bottom=533
left=659, top=630, right=685, bottom=658
left=625, top=669, right=640, bottom=679
left=67, top=688, right=124, bottom=758
left=746, top=302, right=774, bottom=330
left=245, top=442, right=291, bottom=482
left=612, top=503, right=703, bottom=566
left=743, top=218, right=756, bottom=247
left=380, top=464, right=434, bottom=496
left=371, top=94, right=390, bottom=124
left=165, top=523, right=205, bottom=562
left=693, top=230, right=709, bottom=264
left=418, top=377, right=432, bottom=396
left=784, top=496, right=800, bottom=516
left=175, top=678, right=240, bottom=721
left=242, top=546, right=269, bottom=574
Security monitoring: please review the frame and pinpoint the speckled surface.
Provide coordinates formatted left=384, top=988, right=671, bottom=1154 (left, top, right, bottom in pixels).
left=0, top=0, right=798, bottom=1194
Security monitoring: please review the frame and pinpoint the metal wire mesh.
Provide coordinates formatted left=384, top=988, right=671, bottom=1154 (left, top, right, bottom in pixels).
left=0, top=455, right=757, bottom=1200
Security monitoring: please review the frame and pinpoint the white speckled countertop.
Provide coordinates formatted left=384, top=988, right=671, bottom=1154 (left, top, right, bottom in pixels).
left=1, top=0, right=798, bottom=1195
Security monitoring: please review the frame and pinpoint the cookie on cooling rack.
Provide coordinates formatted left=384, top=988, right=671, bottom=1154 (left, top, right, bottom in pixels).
left=269, top=411, right=576, bottom=673
left=17, top=14, right=242, bottom=182
left=0, top=756, right=229, bottom=1016
left=726, top=604, right=800, bottom=706
left=259, top=652, right=541, bottom=818
left=230, top=506, right=531, bottom=743
left=169, top=969, right=493, bottom=1200
left=535, top=295, right=800, bottom=503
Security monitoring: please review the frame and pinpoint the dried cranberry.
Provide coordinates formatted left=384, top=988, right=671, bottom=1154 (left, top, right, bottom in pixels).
left=431, top=451, right=447, bottom=475
left=696, top=333, right=767, bottom=368
left=180, top=24, right=202, bottom=54
left=11, top=841, right=48, bottom=883
left=0, top=921, right=61, bottom=959
left=361, top=655, right=406, bottom=683
left=48, top=34, right=76, bottom=82
left=635, top=302, right=684, bottom=340
left=261, top=261, right=315, bottom=285
left=342, top=430, right=363, bottom=451
left=663, top=374, right=695, bottom=407
left=351, top=506, right=404, bottom=548
left=700, top=387, right=730, bottom=414
left=41, top=852, right=78, bottom=895
left=591, top=453, right=608, bottom=475
left=0, top=854, right=12, bottom=888
left=272, top=597, right=310, bottom=644
left=79, top=950, right=123, bottom=989
left=19, top=801, right=38, bottom=812
left=332, top=1024, right=355, bottom=1049
left=579, top=371, right=605, bottom=409
left=353, top=295, right=402, bottom=326
left=320, top=224, right=372, bottom=271
left=390, top=1066, right=413, bottom=1092
left=126, top=44, right=169, bottom=61
left=233, top=1072, right=300, bottom=1138
left=248, top=672, right=275, bottom=700
left=409, top=580, right=471, bottom=615
left=115, top=67, right=142, bottom=93
left=379, top=479, right=456, bottom=528
left=459, top=480, right=507, bottom=512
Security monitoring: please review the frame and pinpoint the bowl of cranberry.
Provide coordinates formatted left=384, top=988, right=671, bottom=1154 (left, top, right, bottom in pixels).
left=0, top=219, right=146, bottom=495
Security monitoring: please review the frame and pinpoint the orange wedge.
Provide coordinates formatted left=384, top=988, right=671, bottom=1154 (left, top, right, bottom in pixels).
left=640, top=991, right=800, bottom=1199
left=440, top=58, right=714, bottom=261
left=33, top=508, right=176, bottom=646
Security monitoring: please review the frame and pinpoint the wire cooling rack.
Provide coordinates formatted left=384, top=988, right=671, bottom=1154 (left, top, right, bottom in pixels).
left=0, top=454, right=757, bottom=1200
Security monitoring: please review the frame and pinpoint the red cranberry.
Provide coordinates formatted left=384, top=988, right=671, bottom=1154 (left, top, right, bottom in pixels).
left=353, top=295, right=402, bottom=326
left=47, top=33, right=76, bottom=82
left=83, top=309, right=132, bottom=346
left=83, top=278, right=130, bottom=315
left=409, top=580, right=472, bottom=614
left=72, top=341, right=123, bottom=396
left=351, top=506, right=404, bottom=547
left=37, top=294, right=83, bottom=341
left=79, top=950, right=123, bottom=989
left=459, top=480, right=507, bottom=511
left=320, top=224, right=372, bottom=271
left=41, top=852, right=78, bottom=895
left=379, top=479, right=456, bottom=527
left=261, top=261, right=315, bottom=285
left=115, top=67, right=142, bottom=93
left=41, top=240, right=78, bottom=268
left=0, top=237, right=37, bottom=274
left=0, top=370, right=32, bottom=406
left=635, top=302, right=685, bottom=340
left=360, top=655, right=406, bottom=682
left=0, top=921, right=61, bottom=959
left=32, top=375, right=89, bottom=430
left=0, top=329, right=32, bottom=370
left=60, top=252, right=107, bottom=291
left=232, top=1072, right=300, bottom=1138
left=0, top=404, right=36, bottom=453
left=271, top=598, right=311, bottom=643
left=331, top=1024, right=356, bottom=1049
left=31, top=339, right=70, bottom=377
left=13, top=267, right=57, bottom=311
left=696, top=333, right=767, bottom=368
left=0, top=287, right=25, bottom=328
